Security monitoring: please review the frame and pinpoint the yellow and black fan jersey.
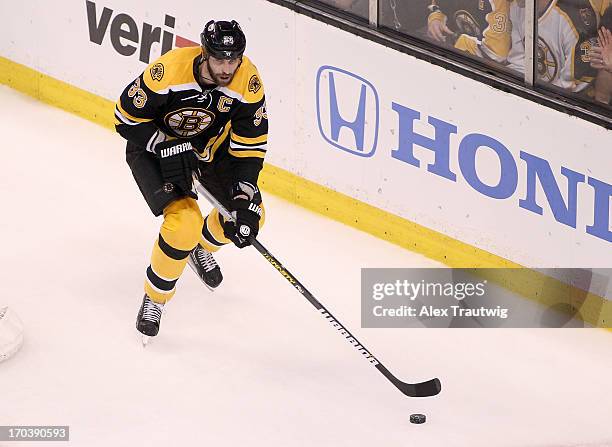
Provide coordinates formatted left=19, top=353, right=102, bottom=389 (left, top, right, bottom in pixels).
left=115, top=46, right=268, bottom=185
left=428, top=0, right=512, bottom=62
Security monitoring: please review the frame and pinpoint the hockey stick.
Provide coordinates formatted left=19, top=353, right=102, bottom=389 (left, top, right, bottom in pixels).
left=193, top=181, right=441, bottom=398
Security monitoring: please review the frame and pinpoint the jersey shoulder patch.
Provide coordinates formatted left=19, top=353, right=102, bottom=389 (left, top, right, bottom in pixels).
left=248, top=73, right=263, bottom=95
left=142, top=46, right=201, bottom=93
left=149, top=62, right=165, bottom=81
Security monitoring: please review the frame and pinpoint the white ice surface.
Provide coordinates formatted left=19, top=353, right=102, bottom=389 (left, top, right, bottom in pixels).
left=1, top=86, right=612, bottom=446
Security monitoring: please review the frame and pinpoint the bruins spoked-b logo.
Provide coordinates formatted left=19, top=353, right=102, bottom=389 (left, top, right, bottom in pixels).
left=454, top=10, right=481, bottom=38
left=150, top=63, right=165, bottom=81
left=164, top=108, right=215, bottom=137
left=248, top=75, right=262, bottom=94
left=536, top=37, right=558, bottom=83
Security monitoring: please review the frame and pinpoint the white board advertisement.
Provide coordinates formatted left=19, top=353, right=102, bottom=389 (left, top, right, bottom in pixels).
left=1, top=0, right=610, bottom=269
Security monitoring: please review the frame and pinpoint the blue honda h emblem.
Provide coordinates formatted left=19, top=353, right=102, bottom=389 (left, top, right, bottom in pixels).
left=316, top=66, right=379, bottom=157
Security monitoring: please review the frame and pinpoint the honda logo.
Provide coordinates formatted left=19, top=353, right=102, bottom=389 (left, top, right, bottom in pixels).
left=316, top=66, right=379, bottom=157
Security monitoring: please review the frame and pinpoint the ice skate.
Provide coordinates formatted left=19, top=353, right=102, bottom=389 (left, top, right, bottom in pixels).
left=136, top=294, right=164, bottom=344
left=187, top=244, right=223, bottom=290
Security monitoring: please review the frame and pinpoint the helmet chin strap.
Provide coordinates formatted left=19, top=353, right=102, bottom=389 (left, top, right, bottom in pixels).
left=199, top=57, right=217, bottom=85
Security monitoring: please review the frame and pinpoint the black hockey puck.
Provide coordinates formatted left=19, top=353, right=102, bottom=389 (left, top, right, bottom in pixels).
left=410, top=413, right=426, bottom=424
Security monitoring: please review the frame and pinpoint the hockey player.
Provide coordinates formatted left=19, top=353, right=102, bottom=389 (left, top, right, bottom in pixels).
left=426, top=0, right=512, bottom=63
left=115, top=20, right=268, bottom=338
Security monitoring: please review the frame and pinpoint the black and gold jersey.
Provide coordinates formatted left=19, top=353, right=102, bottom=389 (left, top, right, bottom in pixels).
left=555, top=0, right=609, bottom=82
left=428, top=0, right=511, bottom=62
left=115, top=46, right=268, bottom=185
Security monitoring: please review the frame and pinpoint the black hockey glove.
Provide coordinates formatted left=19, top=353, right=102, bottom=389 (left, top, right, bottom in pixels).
left=154, top=140, right=198, bottom=199
left=223, top=181, right=262, bottom=248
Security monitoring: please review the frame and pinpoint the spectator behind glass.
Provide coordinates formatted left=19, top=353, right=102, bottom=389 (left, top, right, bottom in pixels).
left=507, top=0, right=609, bottom=96
left=317, top=0, right=369, bottom=18
left=590, top=7, right=612, bottom=103
left=426, top=0, right=512, bottom=63
left=379, top=0, right=432, bottom=35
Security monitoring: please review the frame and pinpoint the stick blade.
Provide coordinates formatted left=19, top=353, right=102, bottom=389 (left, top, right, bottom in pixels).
left=398, top=377, right=441, bottom=398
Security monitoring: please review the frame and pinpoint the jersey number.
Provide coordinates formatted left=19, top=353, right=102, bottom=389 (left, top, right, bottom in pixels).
left=127, top=78, right=147, bottom=109
left=254, top=103, right=268, bottom=127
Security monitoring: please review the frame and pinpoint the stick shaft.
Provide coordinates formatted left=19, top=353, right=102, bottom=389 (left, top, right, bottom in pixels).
left=194, top=181, right=441, bottom=398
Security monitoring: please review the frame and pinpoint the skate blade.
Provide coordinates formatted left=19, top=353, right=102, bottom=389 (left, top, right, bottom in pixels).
left=141, top=335, right=150, bottom=347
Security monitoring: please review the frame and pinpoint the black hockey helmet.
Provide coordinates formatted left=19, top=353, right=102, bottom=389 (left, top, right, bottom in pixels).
left=200, top=20, right=246, bottom=60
